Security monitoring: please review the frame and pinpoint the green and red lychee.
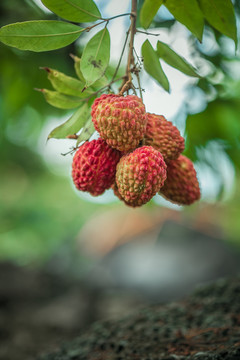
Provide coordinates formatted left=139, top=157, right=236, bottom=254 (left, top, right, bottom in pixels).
left=116, top=146, right=167, bottom=207
left=144, top=113, right=185, bottom=161
left=72, top=138, right=121, bottom=196
left=91, top=94, right=147, bottom=152
left=71, top=92, right=200, bottom=207
left=111, top=181, right=124, bottom=202
left=160, top=155, right=201, bottom=205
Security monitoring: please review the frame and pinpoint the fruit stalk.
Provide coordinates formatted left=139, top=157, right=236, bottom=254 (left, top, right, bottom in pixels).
left=119, top=0, right=137, bottom=95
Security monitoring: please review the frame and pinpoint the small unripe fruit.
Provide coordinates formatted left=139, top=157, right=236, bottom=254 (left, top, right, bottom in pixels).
left=116, top=146, right=167, bottom=207
left=160, top=155, right=200, bottom=205
left=91, top=94, right=147, bottom=152
left=72, top=139, right=121, bottom=196
left=144, top=113, right=185, bottom=161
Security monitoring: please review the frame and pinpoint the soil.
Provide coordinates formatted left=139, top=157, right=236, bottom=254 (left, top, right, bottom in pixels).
left=40, top=277, right=240, bottom=360
left=0, top=261, right=240, bottom=360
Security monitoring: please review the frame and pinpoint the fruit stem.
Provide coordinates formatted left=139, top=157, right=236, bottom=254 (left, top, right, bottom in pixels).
left=111, top=29, right=130, bottom=83
left=119, top=0, right=137, bottom=95
left=127, top=0, right=137, bottom=80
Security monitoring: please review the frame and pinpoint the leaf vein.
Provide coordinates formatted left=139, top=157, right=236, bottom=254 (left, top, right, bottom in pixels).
left=94, top=27, right=106, bottom=60
left=0, top=29, right=84, bottom=38
left=64, top=0, right=101, bottom=19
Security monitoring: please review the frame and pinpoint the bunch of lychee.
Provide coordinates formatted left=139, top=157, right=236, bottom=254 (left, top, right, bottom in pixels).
left=72, top=94, right=200, bottom=207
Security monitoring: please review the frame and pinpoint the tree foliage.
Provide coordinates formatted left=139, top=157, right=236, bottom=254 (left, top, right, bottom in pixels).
left=0, top=0, right=239, bottom=167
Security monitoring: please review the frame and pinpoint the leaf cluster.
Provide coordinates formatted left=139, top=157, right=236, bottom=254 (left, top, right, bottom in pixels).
left=139, top=0, right=237, bottom=91
left=40, top=53, right=113, bottom=142
left=140, top=0, right=237, bottom=45
left=0, top=0, right=238, bottom=149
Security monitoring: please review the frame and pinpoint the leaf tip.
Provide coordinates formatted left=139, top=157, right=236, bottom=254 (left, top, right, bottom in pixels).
left=234, top=39, right=238, bottom=54
left=34, top=88, right=44, bottom=92
left=69, top=53, right=79, bottom=61
left=40, top=66, right=51, bottom=73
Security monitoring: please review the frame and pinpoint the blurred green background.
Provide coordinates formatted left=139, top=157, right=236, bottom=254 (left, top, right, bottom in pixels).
left=0, top=0, right=240, bottom=267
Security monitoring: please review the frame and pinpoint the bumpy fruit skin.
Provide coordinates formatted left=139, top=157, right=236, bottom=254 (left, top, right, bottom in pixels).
left=112, top=182, right=124, bottom=202
left=160, top=155, right=200, bottom=205
left=116, top=146, right=167, bottom=207
left=72, top=139, right=121, bottom=196
left=112, top=181, right=140, bottom=208
left=144, top=113, right=185, bottom=161
left=91, top=94, right=147, bottom=152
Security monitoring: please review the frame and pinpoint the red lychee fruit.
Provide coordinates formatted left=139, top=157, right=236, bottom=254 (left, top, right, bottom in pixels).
left=144, top=113, right=185, bottom=161
left=160, top=155, right=201, bottom=205
left=116, top=146, right=167, bottom=207
left=72, top=139, right=121, bottom=196
left=91, top=94, right=147, bottom=152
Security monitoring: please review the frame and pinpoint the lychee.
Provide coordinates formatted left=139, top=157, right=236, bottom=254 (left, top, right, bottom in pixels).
left=112, top=181, right=125, bottom=202
left=116, top=146, right=167, bottom=207
left=91, top=94, right=147, bottom=152
left=144, top=113, right=185, bottom=161
left=112, top=181, right=140, bottom=208
left=160, top=155, right=200, bottom=205
left=72, top=138, right=121, bottom=196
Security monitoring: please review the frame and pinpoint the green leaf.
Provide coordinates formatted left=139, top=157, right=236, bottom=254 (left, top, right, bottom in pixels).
left=44, top=67, right=93, bottom=97
left=185, top=100, right=240, bottom=162
left=80, top=28, right=110, bottom=87
left=164, top=0, right=204, bottom=41
left=41, top=0, right=101, bottom=23
left=141, top=40, right=169, bottom=92
left=140, top=0, right=163, bottom=29
left=156, top=40, right=199, bottom=77
left=48, top=103, right=90, bottom=139
left=40, top=89, right=83, bottom=109
left=70, top=54, right=86, bottom=82
left=197, top=0, right=237, bottom=46
left=76, top=118, right=95, bottom=145
left=90, top=75, right=109, bottom=90
left=0, top=20, right=83, bottom=52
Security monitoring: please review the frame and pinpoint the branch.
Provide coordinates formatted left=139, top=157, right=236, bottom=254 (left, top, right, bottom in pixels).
left=136, top=29, right=160, bottom=36
left=127, top=1, right=137, bottom=80
left=111, top=29, right=130, bottom=83
left=119, top=0, right=137, bottom=95
left=84, top=12, right=133, bottom=32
